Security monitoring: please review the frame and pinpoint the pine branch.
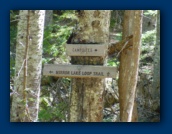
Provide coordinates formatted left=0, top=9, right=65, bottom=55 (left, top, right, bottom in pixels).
left=108, top=35, right=133, bottom=56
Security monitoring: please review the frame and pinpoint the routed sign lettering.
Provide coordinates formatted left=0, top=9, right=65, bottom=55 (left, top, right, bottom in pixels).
left=43, top=64, right=117, bottom=78
left=66, top=44, right=108, bottom=57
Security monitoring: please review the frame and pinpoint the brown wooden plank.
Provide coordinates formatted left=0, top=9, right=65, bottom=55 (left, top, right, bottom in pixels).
left=66, top=44, right=108, bottom=56
left=43, top=64, right=117, bottom=78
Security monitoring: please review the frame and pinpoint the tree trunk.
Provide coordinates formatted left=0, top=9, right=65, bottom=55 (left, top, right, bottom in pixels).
left=118, top=10, right=143, bottom=122
left=68, top=10, right=111, bottom=122
left=152, top=10, right=160, bottom=112
left=10, top=10, right=45, bottom=122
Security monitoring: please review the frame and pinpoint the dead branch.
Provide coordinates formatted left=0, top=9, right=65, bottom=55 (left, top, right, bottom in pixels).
left=108, top=35, right=133, bottom=56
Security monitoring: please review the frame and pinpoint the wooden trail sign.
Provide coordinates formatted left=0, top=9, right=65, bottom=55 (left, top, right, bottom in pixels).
left=66, top=44, right=108, bottom=57
left=43, top=64, right=117, bottom=78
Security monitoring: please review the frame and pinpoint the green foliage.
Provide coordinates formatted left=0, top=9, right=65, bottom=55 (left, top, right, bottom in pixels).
left=43, top=25, right=72, bottom=57
left=103, top=117, right=114, bottom=122
left=110, top=10, right=124, bottom=31
left=40, top=11, right=76, bottom=122
left=143, top=68, right=152, bottom=74
left=107, top=59, right=119, bottom=67
left=140, top=30, right=156, bottom=65
left=140, top=10, right=157, bottom=67
left=43, top=10, right=76, bottom=64
left=10, top=24, right=17, bottom=47
left=115, top=32, right=122, bottom=40
left=39, top=100, right=68, bottom=122
left=110, top=18, right=116, bottom=29
left=10, top=10, right=19, bottom=23
left=142, top=30, right=156, bottom=46
left=144, top=10, right=157, bottom=17
left=10, top=56, right=15, bottom=77
left=59, top=10, right=78, bottom=20
left=39, top=77, right=71, bottom=122
left=10, top=11, right=19, bottom=77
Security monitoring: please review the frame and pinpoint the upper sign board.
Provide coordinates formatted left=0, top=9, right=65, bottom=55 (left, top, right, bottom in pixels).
left=66, top=44, right=107, bottom=57
left=43, top=64, right=117, bottom=78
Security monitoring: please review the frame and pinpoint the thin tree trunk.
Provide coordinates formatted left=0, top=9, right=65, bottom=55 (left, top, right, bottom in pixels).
left=10, top=10, right=45, bottom=122
left=118, top=10, right=143, bottom=122
left=152, top=10, right=160, bottom=112
left=69, top=10, right=111, bottom=122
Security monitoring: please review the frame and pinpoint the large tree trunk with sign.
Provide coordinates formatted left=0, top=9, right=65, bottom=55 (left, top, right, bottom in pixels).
left=118, top=10, right=143, bottom=122
left=10, top=10, right=45, bottom=122
left=68, top=10, right=111, bottom=122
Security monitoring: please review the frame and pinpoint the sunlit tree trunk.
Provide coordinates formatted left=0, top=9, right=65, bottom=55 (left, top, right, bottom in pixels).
left=69, top=10, right=111, bottom=122
left=152, top=10, right=160, bottom=112
left=10, top=10, right=45, bottom=122
left=118, top=10, right=143, bottom=122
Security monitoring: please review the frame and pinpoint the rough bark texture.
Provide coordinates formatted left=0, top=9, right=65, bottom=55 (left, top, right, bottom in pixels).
left=11, top=10, right=45, bottom=122
left=118, top=10, right=143, bottom=122
left=69, top=10, right=111, bottom=122
left=152, top=10, right=160, bottom=111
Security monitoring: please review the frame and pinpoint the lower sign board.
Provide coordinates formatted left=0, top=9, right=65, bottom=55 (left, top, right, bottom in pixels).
left=66, top=44, right=107, bottom=57
left=43, top=64, right=117, bottom=78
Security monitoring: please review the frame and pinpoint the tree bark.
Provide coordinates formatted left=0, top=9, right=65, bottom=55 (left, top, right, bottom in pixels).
left=152, top=10, right=160, bottom=112
left=68, top=10, right=111, bottom=122
left=10, top=10, right=45, bottom=122
left=118, top=10, right=143, bottom=122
